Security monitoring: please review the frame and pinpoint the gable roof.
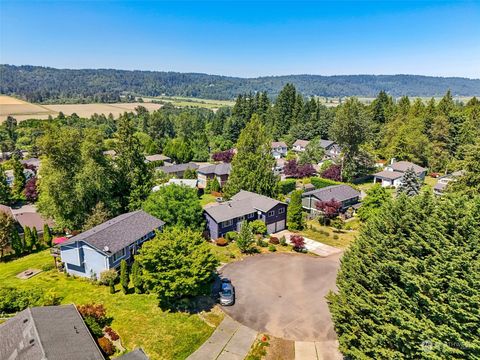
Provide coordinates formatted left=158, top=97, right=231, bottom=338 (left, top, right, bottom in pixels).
left=155, top=162, right=199, bottom=174
left=63, top=210, right=164, bottom=255
left=373, top=170, right=404, bottom=180
left=293, top=139, right=310, bottom=148
left=319, top=139, right=335, bottom=149
left=145, top=154, right=171, bottom=162
left=271, top=141, right=287, bottom=148
left=389, top=161, right=427, bottom=174
left=302, top=185, right=360, bottom=203
left=118, top=348, right=150, bottom=360
left=204, top=190, right=285, bottom=223
left=0, top=304, right=104, bottom=360
left=197, top=163, right=231, bottom=176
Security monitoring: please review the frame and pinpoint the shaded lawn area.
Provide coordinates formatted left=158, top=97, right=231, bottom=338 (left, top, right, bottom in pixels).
left=0, top=251, right=221, bottom=360
left=200, top=193, right=217, bottom=206
left=300, top=219, right=359, bottom=249
left=208, top=241, right=295, bottom=264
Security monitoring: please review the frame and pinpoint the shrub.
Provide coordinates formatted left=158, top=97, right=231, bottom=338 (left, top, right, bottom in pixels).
left=333, top=234, right=339, bottom=240
left=225, top=231, right=238, bottom=241
left=77, top=304, right=107, bottom=325
left=278, top=179, right=297, bottom=195
left=331, top=217, right=344, bottom=231
left=279, top=236, right=287, bottom=246
left=42, top=290, right=62, bottom=306
left=250, top=220, right=267, bottom=235
left=84, top=316, right=104, bottom=338
left=41, top=263, right=55, bottom=272
left=0, top=287, right=43, bottom=313
left=310, top=177, right=340, bottom=189
left=268, top=244, right=277, bottom=252
left=98, top=337, right=116, bottom=356
left=256, top=238, right=268, bottom=247
left=99, top=269, right=118, bottom=286
left=269, top=236, right=279, bottom=245
left=105, top=327, right=120, bottom=341
left=216, top=237, right=228, bottom=246
left=290, top=235, right=305, bottom=252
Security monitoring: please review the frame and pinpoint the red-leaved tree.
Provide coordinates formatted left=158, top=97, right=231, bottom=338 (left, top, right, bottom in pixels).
left=24, top=177, right=38, bottom=202
left=321, top=164, right=342, bottom=182
left=284, top=159, right=316, bottom=178
left=290, top=235, right=305, bottom=251
left=212, top=149, right=235, bottom=163
left=316, top=198, right=342, bottom=224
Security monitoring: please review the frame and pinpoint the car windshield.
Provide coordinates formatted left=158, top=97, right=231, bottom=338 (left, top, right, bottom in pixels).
left=222, top=289, right=232, bottom=296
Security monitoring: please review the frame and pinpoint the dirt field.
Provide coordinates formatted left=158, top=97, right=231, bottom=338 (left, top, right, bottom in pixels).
left=0, top=95, right=163, bottom=122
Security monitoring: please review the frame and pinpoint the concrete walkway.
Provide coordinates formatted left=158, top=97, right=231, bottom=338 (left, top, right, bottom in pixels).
left=274, top=230, right=343, bottom=257
left=187, top=316, right=257, bottom=360
left=295, top=341, right=343, bottom=360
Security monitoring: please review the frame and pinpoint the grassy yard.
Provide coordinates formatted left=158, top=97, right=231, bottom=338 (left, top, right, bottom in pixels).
left=200, top=193, right=217, bottom=206
left=0, top=251, right=222, bottom=360
left=300, top=219, right=359, bottom=249
left=208, top=240, right=295, bottom=264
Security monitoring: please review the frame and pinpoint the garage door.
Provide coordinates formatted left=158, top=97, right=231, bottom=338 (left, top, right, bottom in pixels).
left=275, top=219, right=286, bottom=232
left=267, top=220, right=286, bottom=234
left=267, top=222, right=276, bottom=234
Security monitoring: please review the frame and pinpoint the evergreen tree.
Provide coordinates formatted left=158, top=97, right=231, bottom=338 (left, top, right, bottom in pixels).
left=115, top=115, right=153, bottom=212
left=450, top=141, right=480, bottom=196
left=272, top=83, right=297, bottom=138
left=109, top=278, right=115, bottom=294
left=120, top=259, right=129, bottom=294
left=236, top=221, right=255, bottom=254
left=131, top=261, right=143, bottom=294
left=224, top=115, right=278, bottom=198
left=31, top=227, right=39, bottom=250
left=397, top=167, right=421, bottom=196
left=287, top=190, right=304, bottom=230
left=357, top=184, right=391, bottom=222
left=23, top=226, right=33, bottom=252
left=0, top=165, right=12, bottom=205
left=328, top=194, right=480, bottom=359
left=10, top=227, right=24, bottom=256
left=0, top=212, right=15, bottom=258
left=12, top=157, right=26, bottom=195
left=43, top=224, right=52, bottom=247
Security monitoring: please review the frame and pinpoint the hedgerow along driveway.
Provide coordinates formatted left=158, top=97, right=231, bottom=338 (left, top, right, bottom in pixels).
left=219, top=252, right=341, bottom=343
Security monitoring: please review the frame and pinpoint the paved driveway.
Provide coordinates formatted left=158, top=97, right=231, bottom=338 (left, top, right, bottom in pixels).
left=219, top=252, right=341, bottom=345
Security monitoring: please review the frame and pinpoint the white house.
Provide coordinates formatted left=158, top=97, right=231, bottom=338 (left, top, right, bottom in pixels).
left=373, top=160, right=427, bottom=187
left=271, top=141, right=288, bottom=159
left=292, top=139, right=310, bottom=152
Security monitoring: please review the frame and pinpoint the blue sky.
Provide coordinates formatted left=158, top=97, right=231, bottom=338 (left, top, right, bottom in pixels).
left=1, top=1, right=479, bottom=78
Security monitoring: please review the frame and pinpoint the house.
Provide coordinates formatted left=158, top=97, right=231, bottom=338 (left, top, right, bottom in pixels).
left=102, top=149, right=117, bottom=157
left=4, top=168, right=35, bottom=186
left=60, top=210, right=164, bottom=278
left=197, top=163, right=231, bottom=188
left=302, top=185, right=361, bottom=214
left=319, top=139, right=342, bottom=159
left=0, top=204, right=54, bottom=236
left=292, top=139, right=310, bottom=152
left=145, top=154, right=172, bottom=165
left=273, top=158, right=286, bottom=176
left=204, top=190, right=287, bottom=239
left=433, top=170, right=464, bottom=195
left=155, top=162, right=199, bottom=178
left=21, top=157, right=41, bottom=170
left=0, top=304, right=105, bottom=360
left=153, top=178, right=198, bottom=191
left=373, top=160, right=427, bottom=187
left=271, top=141, right=288, bottom=159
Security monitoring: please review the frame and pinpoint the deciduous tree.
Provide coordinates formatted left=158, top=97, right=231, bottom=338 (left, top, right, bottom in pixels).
left=236, top=221, right=255, bottom=254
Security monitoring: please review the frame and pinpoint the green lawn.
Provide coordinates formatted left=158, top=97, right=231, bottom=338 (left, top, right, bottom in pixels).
left=208, top=240, right=295, bottom=264
left=144, top=96, right=235, bottom=110
left=200, top=193, right=217, bottom=206
left=0, top=251, right=221, bottom=360
left=300, top=219, right=359, bottom=249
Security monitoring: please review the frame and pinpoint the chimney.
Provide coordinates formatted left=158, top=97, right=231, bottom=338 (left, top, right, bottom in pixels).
left=391, top=158, right=396, bottom=165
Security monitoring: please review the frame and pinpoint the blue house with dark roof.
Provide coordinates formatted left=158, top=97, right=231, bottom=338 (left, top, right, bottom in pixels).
left=60, top=210, right=164, bottom=279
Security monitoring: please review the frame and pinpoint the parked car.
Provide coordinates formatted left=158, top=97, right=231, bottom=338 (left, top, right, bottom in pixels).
left=219, top=278, right=235, bottom=306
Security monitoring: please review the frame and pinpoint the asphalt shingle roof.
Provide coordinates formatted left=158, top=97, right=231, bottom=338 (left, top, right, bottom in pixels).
left=145, top=154, right=171, bottom=162
left=197, top=163, right=231, bottom=176
left=155, top=162, right=199, bottom=174
left=204, top=190, right=285, bottom=223
left=302, top=185, right=360, bottom=203
left=63, top=210, right=164, bottom=254
left=293, top=139, right=310, bottom=148
left=0, top=304, right=104, bottom=360
left=389, top=161, right=427, bottom=174
left=373, top=170, right=404, bottom=180
left=118, top=348, right=150, bottom=360
left=319, top=139, right=335, bottom=149
left=271, top=141, right=287, bottom=148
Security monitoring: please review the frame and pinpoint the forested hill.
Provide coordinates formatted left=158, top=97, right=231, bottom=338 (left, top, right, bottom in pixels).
left=1, top=64, right=479, bottom=103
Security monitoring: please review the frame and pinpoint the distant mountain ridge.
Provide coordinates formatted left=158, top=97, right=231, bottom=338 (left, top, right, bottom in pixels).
left=1, top=64, right=479, bottom=103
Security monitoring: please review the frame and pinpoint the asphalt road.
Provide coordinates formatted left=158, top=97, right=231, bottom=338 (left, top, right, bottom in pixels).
left=219, top=252, right=342, bottom=342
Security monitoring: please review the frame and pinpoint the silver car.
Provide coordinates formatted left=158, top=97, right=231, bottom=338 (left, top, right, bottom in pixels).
left=219, top=278, right=235, bottom=306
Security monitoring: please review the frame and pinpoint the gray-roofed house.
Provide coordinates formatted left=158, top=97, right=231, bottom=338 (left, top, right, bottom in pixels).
left=302, top=184, right=361, bottom=213
left=292, top=139, right=310, bottom=152
left=373, top=160, right=427, bottom=187
left=117, top=348, right=150, bottom=360
left=204, top=190, right=287, bottom=239
left=433, top=170, right=464, bottom=196
left=319, top=139, right=342, bottom=159
left=197, top=163, right=231, bottom=189
left=155, top=162, right=199, bottom=178
left=144, top=154, right=172, bottom=165
left=60, top=210, right=164, bottom=278
left=21, top=157, right=41, bottom=170
left=271, top=141, right=288, bottom=159
left=0, top=304, right=104, bottom=360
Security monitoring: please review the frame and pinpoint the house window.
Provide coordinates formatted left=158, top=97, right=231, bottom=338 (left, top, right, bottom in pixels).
left=222, top=219, right=233, bottom=228
left=112, top=248, right=125, bottom=262
left=248, top=213, right=255, bottom=219
left=278, top=208, right=285, bottom=214
left=268, top=210, right=275, bottom=217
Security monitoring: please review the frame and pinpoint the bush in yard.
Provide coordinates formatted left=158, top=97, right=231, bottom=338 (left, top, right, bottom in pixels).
left=131, top=260, right=144, bottom=294
left=278, top=179, right=297, bottom=195
left=216, top=237, right=228, bottom=246
left=105, top=327, right=119, bottom=341
left=287, top=190, right=304, bottom=230
left=268, top=244, right=276, bottom=252
left=279, top=235, right=287, bottom=246
left=236, top=221, right=255, bottom=253
left=269, top=236, right=279, bottom=245
left=120, top=259, right=129, bottom=294
left=331, top=217, right=344, bottom=231
left=109, top=279, right=115, bottom=294
left=225, top=231, right=238, bottom=241
left=77, top=304, right=108, bottom=326
left=83, top=316, right=104, bottom=338
left=250, top=220, right=267, bottom=235
left=98, top=337, right=116, bottom=356
left=320, top=164, right=342, bottom=182
left=99, top=269, right=118, bottom=286
left=333, top=234, right=339, bottom=240
left=310, top=177, right=340, bottom=189
left=41, top=262, right=55, bottom=272
left=290, top=235, right=305, bottom=252
left=256, top=238, right=268, bottom=247
left=43, top=224, right=52, bottom=247
left=316, top=199, right=342, bottom=225
left=136, top=227, right=218, bottom=308
left=0, top=287, right=43, bottom=313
